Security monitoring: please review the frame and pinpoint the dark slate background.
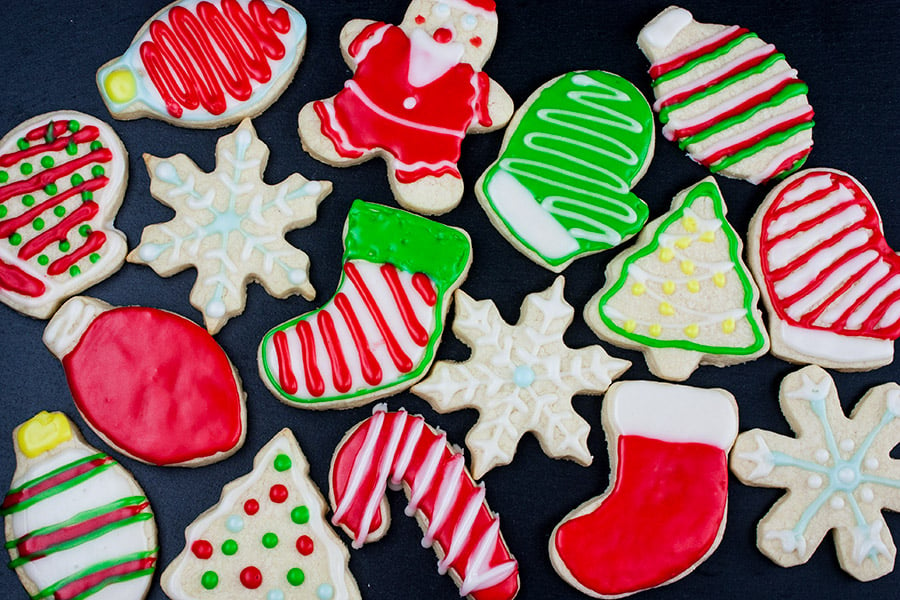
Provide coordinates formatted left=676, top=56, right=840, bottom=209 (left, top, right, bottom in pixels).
left=1, top=0, right=899, bottom=598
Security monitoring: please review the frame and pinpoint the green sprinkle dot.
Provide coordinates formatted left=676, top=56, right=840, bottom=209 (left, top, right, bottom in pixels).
left=262, top=533, right=279, bottom=549
left=274, top=454, right=292, bottom=472
left=69, top=265, right=81, bottom=277
left=0, top=171, right=7, bottom=183
left=9, top=233, right=22, bottom=246
left=16, top=138, right=28, bottom=151
left=54, top=206, right=66, bottom=218
left=68, top=120, right=80, bottom=132
left=0, top=206, right=5, bottom=218
left=291, top=506, right=310, bottom=525
left=287, top=568, right=305, bottom=586
left=91, top=165, right=105, bottom=177
left=45, top=183, right=58, bottom=195
left=81, top=191, right=93, bottom=202
left=79, top=225, right=91, bottom=237
left=89, top=253, right=100, bottom=264
left=66, top=141, right=78, bottom=156
left=37, top=255, right=49, bottom=266
left=201, top=571, right=218, bottom=590
left=221, top=539, right=238, bottom=556
left=22, top=195, right=35, bottom=207
left=41, top=156, right=54, bottom=169
left=20, top=163, right=32, bottom=175
left=59, top=240, right=70, bottom=252
left=90, top=141, right=103, bottom=151
left=71, top=173, right=84, bottom=186
left=33, top=218, right=44, bottom=231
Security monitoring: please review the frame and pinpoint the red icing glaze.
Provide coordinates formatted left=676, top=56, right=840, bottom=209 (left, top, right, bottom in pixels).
left=47, top=231, right=106, bottom=276
left=433, top=28, right=452, bottom=43
left=0, top=126, right=99, bottom=168
left=0, top=148, right=111, bottom=205
left=2, top=456, right=113, bottom=510
left=296, top=535, right=314, bottom=556
left=139, top=0, right=293, bottom=118
left=62, top=307, right=244, bottom=465
left=269, top=484, right=288, bottom=503
left=54, top=557, right=157, bottom=600
left=0, top=177, right=108, bottom=240
left=19, top=202, right=99, bottom=261
left=240, top=565, right=263, bottom=589
left=244, top=499, right=260, bottom=515
left=381, top=264, right=428, bottom=346
left=412, top=273, right=437, bottom=306
left=334, top=292, right=382, bottom=386
left=191, top=540, right=214, bottom=559
left=296, top=320, right=325, bottom=397
left=553, top=435, right=727, bottom=596
left=0, top=257, right=45, bottom=297
left=272, top=330, right=298, bottom=394
left=462, top=0, right=496, bottom=11
left=649, top=27, right=749, bottom=79
left=317, top=310, right=352, bottom=394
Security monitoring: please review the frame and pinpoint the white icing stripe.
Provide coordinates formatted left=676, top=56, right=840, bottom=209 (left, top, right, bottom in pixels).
left=766, top=183, right=854, bottom=238
left=391, top=417, right=424, bottom=488
left=344, top=79, right=467, bottom=137
left=846, top=275, right=900, bottom=329
left=783, top=250, right=876, bottom=322
left=407, top=435, right=446, bottom=515
left=422, top=454, right=465, bottom=547
left=458, top=518, right=517, bottom=596
left=333, top=410, right=385, bottom=525
left=354, top=410, right=407, bottom=548
left=746, top=138, right=812, bottom=185
left=766, top=205, right=867, bottom=270
left=877, top=299, right=900, bottom=329
left=437, top=485, right=486, bottom=574
left=780, top=173, right=834, bottom=206
left=818, top=261, right=889, bottom=326
left=651, top=25, right=741, bottom=67
left=353, top=23, right=389, bottom=65
left=777, top=320, right=893, bottom=363
left=773, top=235, right=872, bottom=299
left=317, top=100, right=372, bottom=157
left=692, top=104, right=811, bottom=164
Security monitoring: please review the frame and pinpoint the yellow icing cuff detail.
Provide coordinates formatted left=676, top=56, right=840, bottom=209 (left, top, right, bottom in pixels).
left=680, top=260, right=695, bottom=275
left=682, top=217, right=697, bottom=233
left=699, top=230, right=716, bottom=243
left=659, top=247, right=674, bottom=262
left=687, top=280, right=700, bottom=293
left=662, top=281, right=676, bottom=295
left=623, top=320, right=637, bottom=333
left=684, top=324, right=699, bottom=338
left=649, top=324, right=662, bottom=337
left=631, top=282, right=646, bottom=296
left=722, top=318, right=736, bottom=334
left=675, top=236, right=692, bottom=249
left=104, top=69, right=138, bottom=104
left=659, top=302, right=675, bottom=316
left=18, top=412, right=72, bottom=458
left=713, top=272, right=726, bottom=288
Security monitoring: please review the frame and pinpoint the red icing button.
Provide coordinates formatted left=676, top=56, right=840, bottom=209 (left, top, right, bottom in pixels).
left=432, top=28, right=452, bottom=43
left=191, top=540, right=213, bottom=559
left=414, top=14, right=425, bottom=25
left=296, top=535, right=315, bottom=556
left=470, top=36, right=483, bottom=48
left=244, top=499, right=259, bottom=515
left=270, top=484, right=288, bottom=503
left=240, top=566, right=263, bottom=589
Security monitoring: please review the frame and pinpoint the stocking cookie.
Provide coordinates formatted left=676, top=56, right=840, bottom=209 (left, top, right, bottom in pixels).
left=162, top=429, right=360, bottom=600
left=0, top=111, right=127, bottom=319
left=330, top=406, right=520, bottom=600
left=551, top=381, right=738, bottom=598
left=3, top=411, right=158, bottom=600
left=44, top=296, right=247, bottom=467
left=731, top=366, right=900, bottom=581
left=258, top=200, right=471, bottom=409
left=476, top=70, right=654, bottom=272
left=298, top=0, right=514, bottom=215
left=97, top=0, right=308, bottom=128
left=586, top=177, right=768, bottom=381
left=412, top=277, right=630, bottom=479
left=128, top=119, right=331, bottom=334
left=638, top=6, right=815, bottom=184
left=748, top=168, right=900, bottom=371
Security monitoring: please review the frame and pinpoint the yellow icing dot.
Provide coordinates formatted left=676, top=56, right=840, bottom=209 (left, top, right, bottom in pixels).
left=675, top=236, right=692, bottom=249
left=684, top=324, right=700, bottom=338
left=722, top=318, right=736, bottom=334
left=699, top=230, right=716, bottom=243
left=682, top=217, right=698, bottom=233
left=680, top=260, right=695, bottom=275
left=17, top=412, right=72, bottom=458
left=623, top=320, right=637, bottom=333
left=649, top=324, right=662, bottom=337
left=714, top=272, right=727, bottom=288
left=631, top=282, right=646, bottom=296
left=662, top=281, right=676, bottom=295
left=687, top=280, right=700, bottom=293
left=659, top=302, right=675, bottom=316
left=104, top=69, right=138, bottom=104
left=659, top=247, right=674, bottom=262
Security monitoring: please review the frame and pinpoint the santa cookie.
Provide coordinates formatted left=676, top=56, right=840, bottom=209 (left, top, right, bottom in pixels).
left=3, top=411, right=158, bottom=600
left=298, top=0, right=514, bottom=215
left=44, top=296, right=247, bottom=467
left=162, top=429, right=360, bottom=600
left=638, top=6, right=815, bottom=184
left=748, top=168, right=900, bottom=371
left=0, top=111, right=127, bottom=319
left=97, top=0, right=308, bottom=128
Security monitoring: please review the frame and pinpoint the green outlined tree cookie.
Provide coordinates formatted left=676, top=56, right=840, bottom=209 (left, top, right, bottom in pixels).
left=476, top=70, right=654, bottom=273
left=585, top=177, right=768, bottom=381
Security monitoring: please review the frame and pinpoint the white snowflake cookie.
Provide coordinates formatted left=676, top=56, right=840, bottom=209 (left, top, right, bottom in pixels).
left=128, top=119, right=331, bottom=334
left=412, top=276, right=630, bottom=479
left=730, top=365, right=900, bottom=581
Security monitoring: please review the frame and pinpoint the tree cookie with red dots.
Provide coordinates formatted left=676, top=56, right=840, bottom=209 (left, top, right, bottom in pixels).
left=162, top=429, right=360, bottom=600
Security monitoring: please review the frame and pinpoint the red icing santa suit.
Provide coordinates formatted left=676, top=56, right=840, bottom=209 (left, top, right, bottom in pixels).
left=314, top=22, right=493, bottom=183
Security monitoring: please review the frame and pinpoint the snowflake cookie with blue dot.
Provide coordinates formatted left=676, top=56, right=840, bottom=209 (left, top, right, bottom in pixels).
left=128, top=118, right=331, bottom=334
left=730, top=365, right=900, bottom=581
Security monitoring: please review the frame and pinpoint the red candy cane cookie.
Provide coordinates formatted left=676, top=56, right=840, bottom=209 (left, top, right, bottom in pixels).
left=330, top=407, right=519, bottom=600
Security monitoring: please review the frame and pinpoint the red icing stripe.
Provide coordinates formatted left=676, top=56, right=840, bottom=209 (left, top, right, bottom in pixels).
left=334, top=292, right=382, bottom=386
left=54, top=557, right=156, bottom=600
left=272, top=330, right=298, bottom=395
left=394, top=164, right=460, bottom=184
left=650, top=27, right=749, bottom=79
left=381, top=264, right=428, bottom=346
left=296, top=320, right=325, bottom=397
left=313, top=100, right=364, bottom=159
left=318, top=310, right=352, bottom=394
left=700, top=109, right=814, bottom=167
left=475, top=71, right=492, bottom=127
left=0, top=148, right=112, bottom=204
left=761, top=147, right=812, bottom=184
left=0, top=127, right=100, bottom=168
left=0, top=177, right=109, bottom=240
left=24, top=120, right=73, bottom=142
left=412, top=273, right=437, bottom=307
left=47, top=231, right=106, bottom=276
left=0, top=257, right=45, bottom=297
left=18, top=202, right=99, bottom=261
left=2, top=456, right=113, bottom=511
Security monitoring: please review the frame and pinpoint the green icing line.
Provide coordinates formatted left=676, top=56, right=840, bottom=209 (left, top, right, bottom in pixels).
left=29, top=549, right=157, bottom=600
left=710, top=121, right=815, bottom=172
left=596, top=180, right=766, bottom=355
left=653, top=32, right=759, bottom=87
left=2, top=454, right=116, bottom=516
left=776, top=151, right=809, bottom=179
left=68, top=569, right=156, bottom=600
left=6, top=453, right=107, bottom=495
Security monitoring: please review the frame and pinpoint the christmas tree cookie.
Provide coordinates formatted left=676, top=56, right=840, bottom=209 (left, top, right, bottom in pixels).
left=4, top=411, right=158, bottom=600
left=0, top=111, right=128, bottom=319
left=162, top=429, right=360, bottom=599
left=586, top=177, right=768, bottom=381
left=258, top=199, right=472, bottom=409
left=476, top=70, right=654, bottom=272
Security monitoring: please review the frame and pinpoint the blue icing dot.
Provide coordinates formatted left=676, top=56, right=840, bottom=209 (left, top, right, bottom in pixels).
left=225, top=515, right=244, bottom=533
left=267, top=590, right=285, bottom=600
left=316, top=583, right=334, bottom=600
left=513, top=365, right=535, bottom=388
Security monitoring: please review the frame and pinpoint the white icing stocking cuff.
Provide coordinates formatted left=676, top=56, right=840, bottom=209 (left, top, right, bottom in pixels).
left=608, top=381, right=738, bottom=450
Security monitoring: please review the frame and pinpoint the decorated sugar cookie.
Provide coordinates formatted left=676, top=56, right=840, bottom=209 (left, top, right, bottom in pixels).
left=330, top=406, right=520, bottom=600
left=412, top=277, right=630, bottom=478
left=162, top=429, right=360, bottom=600
left=476, top=70, right=654, bottom=272
left=3, top=412, right=158, bottom=600
left=0, top=111, right=127, bottom=319
left=44, top=296, right=247, bottom=467
left=551, top=381, right=738, bottom=598
left=731, top=366, right=900, bottom=581
left=638, top=6, right=815, bottom=184
left=586, top=177, right=768, bottom=381
left=128, top=119, right=331, bottom=334
left=298, top=0, right=514, bottom=215
left=258, top=200, right=472, bottom=409
left=748, top=168, right=900, bottom=371
left=97, top=0, right=308, bottom=128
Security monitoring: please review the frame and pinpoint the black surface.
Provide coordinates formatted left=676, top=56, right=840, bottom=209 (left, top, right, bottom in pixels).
left=1, top=0, right=900, bottom=598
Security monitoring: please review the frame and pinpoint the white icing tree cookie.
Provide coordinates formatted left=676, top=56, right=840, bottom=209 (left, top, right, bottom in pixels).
left=162, top=429, right=360, bottom=599
left=412, top=277, right=630, bottom=478
left=731, top=366, right=900, bottom=581
left=128, top=118, right=332, bottom=334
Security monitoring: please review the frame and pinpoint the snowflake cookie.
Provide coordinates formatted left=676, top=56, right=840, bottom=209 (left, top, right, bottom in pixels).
left=128, top=118, right=332, bottom=334
left=730, top=365, right=900, bottom=581
left=412, top=276, right=630, bottom=479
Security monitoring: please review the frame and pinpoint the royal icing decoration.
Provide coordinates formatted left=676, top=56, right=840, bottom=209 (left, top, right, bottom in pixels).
left=128, top=119, right=331, bottom=334
left=162, top=429, right=360, bottom=600
left=551, top=382, right=738, bottom=598
left=731, top=366, right=900, bottom=581
left=748, top=168, right=900, bottom=370
left=330, top=406, right=520, bottom=600
left=3, top=412, right=157, bottom=600
left=476, top=70, right=653, bottom=272
left=587, top=177, right=768, bottom=381
left=258, top=199, right=471, bottom=409
left=638, top=6, right=814, bottom=184
left=97, top=0, right=308, bottom=128
left=298, top=0, right=513, bottom=215
left=0, top=111, right=127, bottom=319
left=412, top=277, right=630, bottom=478
left=43, top=296, right=246, bottom=467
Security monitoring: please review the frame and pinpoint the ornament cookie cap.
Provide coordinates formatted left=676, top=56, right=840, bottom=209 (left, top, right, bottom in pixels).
left=16, top=411, right=73, bottom=458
